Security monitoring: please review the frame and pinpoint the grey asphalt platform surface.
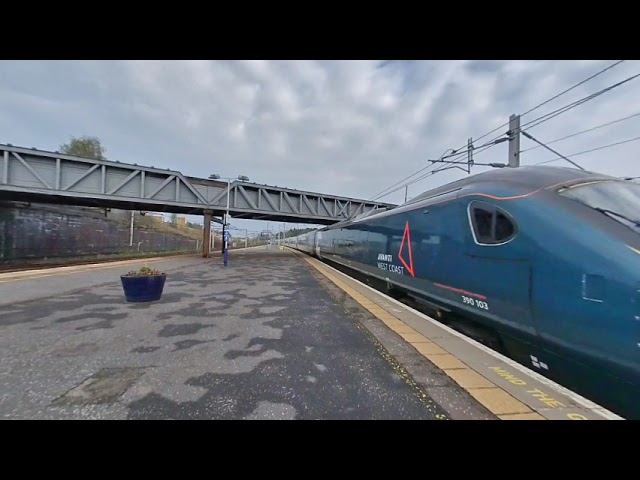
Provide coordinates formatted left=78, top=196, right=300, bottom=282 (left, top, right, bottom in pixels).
left=0, top=247, right=491, bottom=419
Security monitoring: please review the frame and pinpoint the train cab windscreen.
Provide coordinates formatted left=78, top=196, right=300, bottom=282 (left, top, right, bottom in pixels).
left=558, top=180, right=640, bottom=231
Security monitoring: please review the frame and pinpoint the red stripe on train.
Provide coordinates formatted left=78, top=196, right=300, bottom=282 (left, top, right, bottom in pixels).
left=433, top=282, right=487, bottom=300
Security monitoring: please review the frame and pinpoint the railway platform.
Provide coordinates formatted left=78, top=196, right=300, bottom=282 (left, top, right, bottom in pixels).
left=0, top=247, right=622, bottom=419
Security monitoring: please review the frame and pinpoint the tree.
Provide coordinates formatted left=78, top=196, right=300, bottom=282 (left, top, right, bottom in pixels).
left=59, top=136, right=107, bottom=160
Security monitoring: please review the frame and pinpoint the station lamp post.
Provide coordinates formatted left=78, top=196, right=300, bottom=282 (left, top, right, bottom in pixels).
left=209, top=173, right=250, bottom=266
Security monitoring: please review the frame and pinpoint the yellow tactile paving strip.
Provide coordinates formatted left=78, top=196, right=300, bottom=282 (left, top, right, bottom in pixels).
left=0, top=254, right=191, bottom=282
left=298, top=253, right=543, bottom=420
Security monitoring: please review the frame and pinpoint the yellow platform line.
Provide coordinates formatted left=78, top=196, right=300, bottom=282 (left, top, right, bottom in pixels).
left=300, top=254, right=540, bottom=420
left=0, top=254, right=194, bottom=282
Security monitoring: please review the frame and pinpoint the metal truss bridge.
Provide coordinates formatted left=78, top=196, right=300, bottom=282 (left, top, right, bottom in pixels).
left=0, top=144, right=395, bottom=225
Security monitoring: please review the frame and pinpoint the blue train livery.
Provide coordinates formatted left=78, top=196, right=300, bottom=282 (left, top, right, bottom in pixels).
left=285, top=165, right=640, bottom=419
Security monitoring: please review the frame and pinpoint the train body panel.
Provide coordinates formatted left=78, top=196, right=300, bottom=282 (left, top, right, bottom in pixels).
left=287, top=166, right=640, bottom=418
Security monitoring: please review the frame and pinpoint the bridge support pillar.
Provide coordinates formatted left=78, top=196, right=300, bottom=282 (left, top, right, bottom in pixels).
left=203, top=210, right=213, bottom=258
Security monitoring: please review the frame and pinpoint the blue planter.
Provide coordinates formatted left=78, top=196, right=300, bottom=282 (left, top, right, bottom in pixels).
left=120, top=274, right=167, bottom=302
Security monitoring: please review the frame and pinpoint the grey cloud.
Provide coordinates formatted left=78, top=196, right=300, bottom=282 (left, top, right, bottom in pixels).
left=466, top=60, right=503, bottom=73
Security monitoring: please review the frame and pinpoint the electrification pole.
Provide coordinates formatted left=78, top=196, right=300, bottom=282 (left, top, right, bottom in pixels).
left=508, top=114, right=521, bottom=167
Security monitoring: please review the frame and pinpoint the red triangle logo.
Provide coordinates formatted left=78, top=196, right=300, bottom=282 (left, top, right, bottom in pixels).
left=398, top=221, right=415, bottom=277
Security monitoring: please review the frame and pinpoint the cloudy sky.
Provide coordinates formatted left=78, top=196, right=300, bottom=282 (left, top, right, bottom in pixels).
left=1, top=60, right=639, bottom=235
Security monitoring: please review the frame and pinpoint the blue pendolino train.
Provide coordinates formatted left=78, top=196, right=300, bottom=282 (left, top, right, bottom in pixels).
left=286, top=165, right=640, bottom=419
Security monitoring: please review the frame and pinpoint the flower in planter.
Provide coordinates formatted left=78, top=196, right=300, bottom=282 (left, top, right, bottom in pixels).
left=123, top=265, right=165, bottom=277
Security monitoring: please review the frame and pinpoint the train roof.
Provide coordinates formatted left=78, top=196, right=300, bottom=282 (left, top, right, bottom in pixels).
left=407, top=165, right=616, bottom=205
left=325, top=165, right=620, bottom=230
